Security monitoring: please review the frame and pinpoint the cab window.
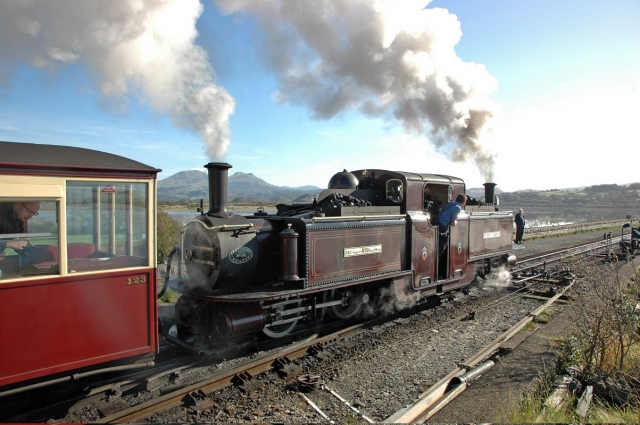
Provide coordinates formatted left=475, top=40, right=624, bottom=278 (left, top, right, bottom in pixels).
left=0, top=200, right=60, bottom=279
left=386, top=179, right=403, bottom=203
left=66, top=182, right=148, bottom=272
left=424, top=183, right=451, bottom=225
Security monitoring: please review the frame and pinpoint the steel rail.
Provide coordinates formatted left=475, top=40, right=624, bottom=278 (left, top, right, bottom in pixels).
left=381, top=236, right=618, bottom=423
left=101, top=238, right=603, bottom=423
left=16, top=236, right=615, bottom=422
left=98, top=288, right=464, bottom=424
left=385, top=278, right=575, bottom=423
left=2, top=356, right=198, bottom=423
left=95, top=237, right=617, bottom=423
left=95, top=322, right=371, bottom=423
left=513, top=236, right=621, bottom=273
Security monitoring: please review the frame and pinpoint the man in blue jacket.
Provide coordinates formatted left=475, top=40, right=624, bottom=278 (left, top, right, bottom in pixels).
left=437, top=194, right=467, bottom=256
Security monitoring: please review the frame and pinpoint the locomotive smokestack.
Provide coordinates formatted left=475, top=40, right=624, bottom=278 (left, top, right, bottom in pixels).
left=483, top=182, right=497, bottom=205
left=205, top=162, right=233, bottom=217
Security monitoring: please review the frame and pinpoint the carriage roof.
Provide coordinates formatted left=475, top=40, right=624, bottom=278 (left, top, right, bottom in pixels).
left=0, top=141, right=160, bottom=177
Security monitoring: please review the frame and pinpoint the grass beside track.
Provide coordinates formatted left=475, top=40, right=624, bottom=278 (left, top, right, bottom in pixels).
left=502, top=252, right=640, bottom=422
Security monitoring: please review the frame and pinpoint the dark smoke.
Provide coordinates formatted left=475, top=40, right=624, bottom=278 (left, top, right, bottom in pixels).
left=215, top=0, right=499, bottom=180
left=0, top=0, right=499, bottom=179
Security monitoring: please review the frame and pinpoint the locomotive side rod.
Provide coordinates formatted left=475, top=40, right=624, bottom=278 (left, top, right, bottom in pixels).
left=264, top=299, right=345, bottom=328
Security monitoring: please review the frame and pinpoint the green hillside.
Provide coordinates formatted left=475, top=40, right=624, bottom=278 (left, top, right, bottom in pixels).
left=499, top=183, right=640, bottom=208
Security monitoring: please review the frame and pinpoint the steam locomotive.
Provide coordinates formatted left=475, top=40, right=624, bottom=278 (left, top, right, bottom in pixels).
left=168, top=163, right=517, bottom=348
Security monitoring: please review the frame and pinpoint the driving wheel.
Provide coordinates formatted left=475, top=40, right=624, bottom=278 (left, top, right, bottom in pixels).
left=330, top=285, right=367, bottom=319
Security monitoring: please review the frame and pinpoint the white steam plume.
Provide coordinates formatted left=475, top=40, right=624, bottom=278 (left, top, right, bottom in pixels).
left=215, top=0, right=499, bottom=180
left=0, top=0, right=234, bottom=160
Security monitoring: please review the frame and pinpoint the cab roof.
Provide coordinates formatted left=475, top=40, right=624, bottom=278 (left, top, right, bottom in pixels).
left=352, top=169, right=465, bottom=185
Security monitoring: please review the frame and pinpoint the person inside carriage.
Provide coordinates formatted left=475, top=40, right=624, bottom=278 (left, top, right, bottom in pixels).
left=0, top=202, right=42, bottom=278
left=0, top=202, right=40, bottom=253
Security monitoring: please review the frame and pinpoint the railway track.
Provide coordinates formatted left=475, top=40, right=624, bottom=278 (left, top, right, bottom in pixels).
left=385, top=278, right=575, bottom=423
left=514, top=235, right=622, bottom=271
left=3, top=235, right=625, bottom=423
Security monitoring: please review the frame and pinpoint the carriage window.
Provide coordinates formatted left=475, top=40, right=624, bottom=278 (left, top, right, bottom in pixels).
left=386, top=179, right=403, bottom=203
left=0, top=200, right=60, bottom=279
left=66, top=182, right=148, bottom=272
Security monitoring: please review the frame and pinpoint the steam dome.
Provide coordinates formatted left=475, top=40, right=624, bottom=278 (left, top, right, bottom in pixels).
left=328, top=169, right=359, bottom=189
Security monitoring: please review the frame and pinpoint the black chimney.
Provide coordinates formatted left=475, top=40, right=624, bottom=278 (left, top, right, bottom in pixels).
left=205, top=162, right=232, bottom=217
left=483, top=182, right=497, bottom=205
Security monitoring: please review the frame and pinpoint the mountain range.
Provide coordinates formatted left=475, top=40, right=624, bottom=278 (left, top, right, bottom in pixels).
left=157, top=170, right=501, bottom=204
left=158, top=170, right=323, bottom=204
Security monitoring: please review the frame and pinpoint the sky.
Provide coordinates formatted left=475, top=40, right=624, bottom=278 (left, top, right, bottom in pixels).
left=0, top=0, right=638, bottom=192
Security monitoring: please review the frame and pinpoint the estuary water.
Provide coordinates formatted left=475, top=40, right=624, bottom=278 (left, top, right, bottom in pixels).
left=502, top=206, right=639, bottom=228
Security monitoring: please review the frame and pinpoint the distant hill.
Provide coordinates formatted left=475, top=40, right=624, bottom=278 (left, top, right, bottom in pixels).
left=159, top=171, right=506, bottom=204
left=466, top=186, right=504, bottom=200
left=159, top=170, right=207, bottom=187
left=158, top=170, right=323, bottom=203
left=158, top=170, right=640, bottom=209
left=499, top=183, right=640, bottom=208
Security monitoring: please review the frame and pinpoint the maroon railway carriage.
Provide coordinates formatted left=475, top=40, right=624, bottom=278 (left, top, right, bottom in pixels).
left=0, top=141, right=160, bottom=394
left=169, top=163, right=516, bottom=349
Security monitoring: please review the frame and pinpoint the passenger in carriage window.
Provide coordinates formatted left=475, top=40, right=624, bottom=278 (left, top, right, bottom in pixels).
left=0, top=202, right=40, bottom=253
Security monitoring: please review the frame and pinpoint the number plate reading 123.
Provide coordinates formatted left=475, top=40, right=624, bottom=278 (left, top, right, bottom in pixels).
left=127, top=275, right=147, bottom=285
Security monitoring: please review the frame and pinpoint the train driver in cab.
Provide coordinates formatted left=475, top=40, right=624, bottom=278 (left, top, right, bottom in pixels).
left=437, top=194, right=467, bottom=256
left=0, top=201, right=40, bottom=253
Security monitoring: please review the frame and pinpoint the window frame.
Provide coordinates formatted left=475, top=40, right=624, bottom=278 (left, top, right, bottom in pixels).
left=0, top=176, right=156, bottom=283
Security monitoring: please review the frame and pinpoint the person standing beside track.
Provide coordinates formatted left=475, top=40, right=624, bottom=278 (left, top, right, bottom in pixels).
left=514, top=208, right=525, bottom=244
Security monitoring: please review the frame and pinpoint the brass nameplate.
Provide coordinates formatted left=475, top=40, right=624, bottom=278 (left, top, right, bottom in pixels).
left=344, top=244, right=382, bottom=257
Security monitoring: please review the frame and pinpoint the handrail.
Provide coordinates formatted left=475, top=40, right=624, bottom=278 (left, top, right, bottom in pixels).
left=468, top=211, right=513, bottom=217
left=305, top=214, right=406, bottom=223
left=184, top=219, right=253, bottom=231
